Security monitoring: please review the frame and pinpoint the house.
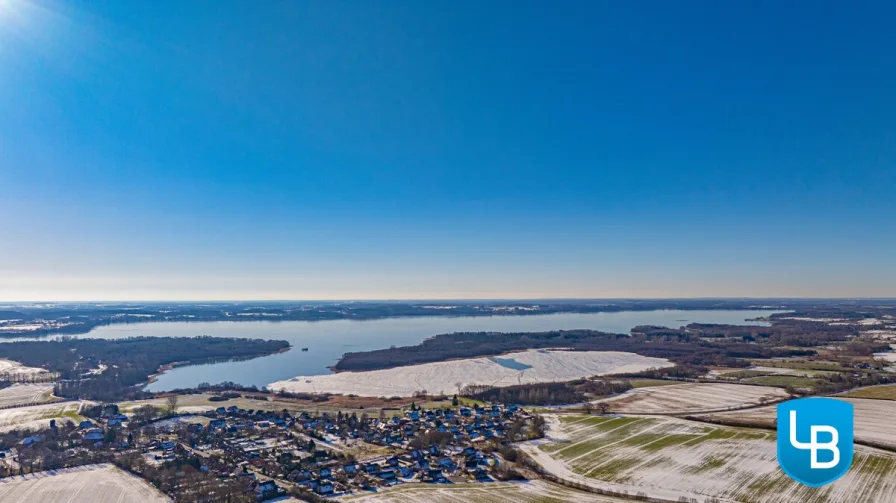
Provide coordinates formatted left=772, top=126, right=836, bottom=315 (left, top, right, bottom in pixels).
left=313, top=480, right=335, bottom=496
left=343, top=463, right=357, bottom=475
left=78, top=420, right=94, bottom=429
left=215, top=407, right=227, bottom=415
left=84, top=429, right=104, bottom=441
left=319, top=467, right=332, bottom=479
left=209, top=419, right=226, bottom=429
left=378, top=470, right=397, bottom=482
left=23, top=435, right=42, bottom=446
left=255, top=480, right=279, bottom=498
left=288, top=469, right=311, bottom=482
left=474, top=468, right=491, bottom=481
left=426, top=468, right=445, bottom=482
left=160, top=441, right=176, bottom=451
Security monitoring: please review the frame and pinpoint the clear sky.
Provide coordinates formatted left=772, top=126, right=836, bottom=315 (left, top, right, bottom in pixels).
left=1, top=1, right=894, bottom=301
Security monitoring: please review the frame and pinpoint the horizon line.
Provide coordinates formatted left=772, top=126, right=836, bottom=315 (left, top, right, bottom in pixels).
left=2, top=296, right=895, bottom=304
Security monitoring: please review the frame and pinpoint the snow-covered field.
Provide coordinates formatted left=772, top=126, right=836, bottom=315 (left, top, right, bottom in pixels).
left=523, top=414, right=896, bottom=503
left=0, top=401, right=86, bottom=432
left=0, top=384, right=56, bottom=408
left=874, top=351, right=896, bottom=363
left=593, top=383, right=790, bottom=414
left=0, top=464, right=170, bottom=502
left=862, top=329, right=896, bottom=340
left=268, top=349, right=671, bottom=397
left=0, top=359, right=48, bottom=377
left=699, top=397, right=896, bottom=450
left=343, top=480, right=628, bottom=502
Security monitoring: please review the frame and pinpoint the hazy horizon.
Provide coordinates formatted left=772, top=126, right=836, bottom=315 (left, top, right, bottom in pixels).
left=1, top=295, right=894, bottom=304
left=2, top=1, right=894, bottom=301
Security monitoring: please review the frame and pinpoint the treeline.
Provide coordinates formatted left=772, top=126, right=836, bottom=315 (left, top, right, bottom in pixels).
left=334, top=328, right=818, bottom=372
left=461, top=380, right=632, bottom=405
left=0, top=337, right=288, bottom=401
left=336, top=330, right=629, bottom=371
left=462, top=382, right=583, bottom=405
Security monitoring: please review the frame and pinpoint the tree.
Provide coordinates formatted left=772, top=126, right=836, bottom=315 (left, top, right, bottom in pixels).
left=132, top=405, right=160, bottom=424
left=595, top=402, right=610, bottom=415
left=451, top=394, right=459, bottom=406
left=166, top=395, right=179, bottom=414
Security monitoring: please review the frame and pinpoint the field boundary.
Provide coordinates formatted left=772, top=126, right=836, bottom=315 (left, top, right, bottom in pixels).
left=682, top=414, right=896, bottom=454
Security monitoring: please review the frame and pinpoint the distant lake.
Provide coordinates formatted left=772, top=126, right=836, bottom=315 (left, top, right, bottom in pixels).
left=32, top=309, right=782, bottom=391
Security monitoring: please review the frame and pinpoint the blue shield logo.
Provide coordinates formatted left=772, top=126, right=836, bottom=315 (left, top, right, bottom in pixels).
left=777, top=398, right=853, bottom=487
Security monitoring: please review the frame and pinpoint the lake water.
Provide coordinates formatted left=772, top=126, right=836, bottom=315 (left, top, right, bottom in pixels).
left=25, top=309, right=780, bottom=391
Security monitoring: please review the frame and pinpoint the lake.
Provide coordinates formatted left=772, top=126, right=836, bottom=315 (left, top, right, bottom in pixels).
left=41, top=309, right=782, bottom=391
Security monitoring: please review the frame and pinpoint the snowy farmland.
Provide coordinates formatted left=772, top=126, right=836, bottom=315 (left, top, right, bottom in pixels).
left=0, top=401, right=85, bottom=432
left=0, top=384, right=57, bottom=408
left=700, top=397, right=896, bottom=450
left=0, top=359, right=48, bottom=378
left=343, top=479, right=629, bottom=503
left=593, top=383, right=790, bottom=414
left=0, top=464, right=170, bottom=502
left=524, top=414, right=896, bottom=503
left=269, top=349, right=672, bottom=397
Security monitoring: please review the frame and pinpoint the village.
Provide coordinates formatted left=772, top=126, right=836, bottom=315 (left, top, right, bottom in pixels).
left=0, top=397, right=544, bottom=501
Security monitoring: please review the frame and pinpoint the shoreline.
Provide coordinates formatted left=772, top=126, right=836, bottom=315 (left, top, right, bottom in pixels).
left=0, top=306, right=786, bottom=339
left=143, top=345, right=292, bottom=387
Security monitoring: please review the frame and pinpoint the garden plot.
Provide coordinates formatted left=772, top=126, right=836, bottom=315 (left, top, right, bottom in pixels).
left=0, top=384, right=57, bottom=408
left=525, top=414, right=896, bottom=503
left=698, top=398, right=896, bottom=450
left=0, top=401, right=85, bottom=432
left=0, top=464, right=170, bottom=502
left=343, top=479, right=627, bottom=503
left=593, top=383, right=789, bottom=414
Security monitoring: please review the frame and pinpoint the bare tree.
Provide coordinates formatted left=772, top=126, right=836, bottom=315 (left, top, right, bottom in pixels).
left=166, top=395, right=179, bottom=414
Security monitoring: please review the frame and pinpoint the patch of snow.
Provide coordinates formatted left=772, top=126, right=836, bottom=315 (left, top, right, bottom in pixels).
left=269, top=350, right=672, bottom=397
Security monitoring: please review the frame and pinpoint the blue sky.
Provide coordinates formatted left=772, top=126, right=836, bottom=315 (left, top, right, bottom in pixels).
left=1, top=0, right=894, bottom=300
